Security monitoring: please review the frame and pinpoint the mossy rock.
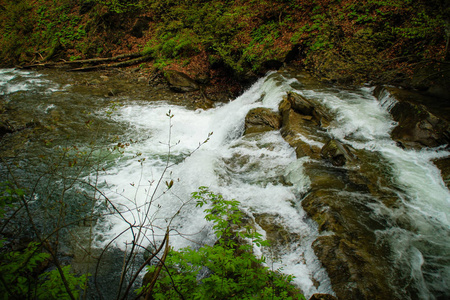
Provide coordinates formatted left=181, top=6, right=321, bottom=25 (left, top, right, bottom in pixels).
left=163, top=70, right=199, bottom=93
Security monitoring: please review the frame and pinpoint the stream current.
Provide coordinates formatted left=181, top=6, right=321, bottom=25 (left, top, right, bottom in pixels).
left=0, top=68, right=449, bottom=299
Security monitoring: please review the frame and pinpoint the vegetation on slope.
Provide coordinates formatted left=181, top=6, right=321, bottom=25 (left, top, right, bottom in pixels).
left=0, top=0, right=449, bottom=84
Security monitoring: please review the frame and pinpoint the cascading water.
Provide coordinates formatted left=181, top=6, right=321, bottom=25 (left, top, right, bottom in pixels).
left=92, top=72, right=333, bottom=297
left=293, top=83, right=450, bottom=299
left=1, top=68, right=449, bottom=299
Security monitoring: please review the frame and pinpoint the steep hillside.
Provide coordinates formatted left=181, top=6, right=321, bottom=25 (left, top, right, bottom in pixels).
left=1, top=0, right=449, bottom=90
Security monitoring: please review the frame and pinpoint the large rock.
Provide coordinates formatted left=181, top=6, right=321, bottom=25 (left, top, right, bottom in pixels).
left=253, top=213, right=299, bottom=249
left=301, top=181, right=402, bottom=299
left=309, top=293, right=337, bottom=300
left=374, top=86, right=450, bottom=149
left=286, top=91, right=315, bottom=115
left=278, top=95, right=327, bottom=159
left=433, top=156, right=450, bottom=189
left=244, top=107, right=281, bottom=135
left=390, top=101, right=449, bottom=148
left=298, top=152, right=410, bottom=300
left=312, top=235, right=396, bottom=300
left=163, top=70, right=199, bottom=93
left=285, top=91, right=332, bottom=127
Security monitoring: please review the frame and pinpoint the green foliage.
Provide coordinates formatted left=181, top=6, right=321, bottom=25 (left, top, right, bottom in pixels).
left=0, top=0, right=448, bottom=91
left=0, top=241, right=88, bottom=299
left=0, top=0, right=36, bottom=64
left=0, top=182, right=24, bottom=218
left=38, top=266, right=88, bottom=299
left=0, top=183, right=89, bottom=299
left=34, top=1, right=87, bottom=51
left=288, top=0, right=449, bottom=83
left=90, top=0, right=147, bottom=13
left=138, top=187, right=305, bottom=300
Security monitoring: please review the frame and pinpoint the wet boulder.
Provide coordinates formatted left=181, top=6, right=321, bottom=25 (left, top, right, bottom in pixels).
left=285, top=92, right=332, bottom=127
left=433, top=156, right=450, bottom=189
left=302, top=185, right=401, bottom=300
left=244, top=107, right=281, bottom=135
left=286, top=91, right=315, bottom=115
left=320, top=139, right=356, bottom=166
left=163, top=70, right=199, bottom=93
left=309, top=293, right=338, bottom=300
left=390, top=101, right=449, bottom=149
left=312, top=235, right=396, bottom=300
left=375, top=87, right=450, bottom=149
left=299, top=155, right=407, bottom=300
left=278, top=97, right=324, bottom=159
left=253, top=213, right=299, bottom=249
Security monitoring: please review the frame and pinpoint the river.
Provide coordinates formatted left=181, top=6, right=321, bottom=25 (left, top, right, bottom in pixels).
left=0, top=68, right=449, bottom=299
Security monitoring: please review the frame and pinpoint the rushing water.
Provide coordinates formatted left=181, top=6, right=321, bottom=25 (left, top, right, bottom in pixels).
left=1, top=68, right=449, bottom=299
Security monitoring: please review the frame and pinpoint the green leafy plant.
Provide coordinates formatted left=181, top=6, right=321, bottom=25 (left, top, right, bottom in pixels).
left=0, top=183, right=89, bottom=299
left=0, top=241, right=88, bottom=299
left=138, top=187, right=305, bottom=300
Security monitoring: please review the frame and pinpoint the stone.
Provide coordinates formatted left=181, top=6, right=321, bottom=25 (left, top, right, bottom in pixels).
left=130, top=18, right=150, bottom=38
left=284, top=92, right=332, bottom=127
left=244, top=107, right=281, bottom=134
left=320, top=139, right=355, bottom=166
left=163, top=70, right=199, bottom=93
left=286, top=91, right=315, bottom=115
left=390, top=100, right=450, bottom=148
left=294, top=141, right=321, bottom=159
left=433, top=156, right=450, bottom=189
left=309, top=293, right=338, bottom=300
left=301, top=163, right=404, bottom=300
left=374, top=86, right=450, bottom=149
left=278, top=97, right=327, bottom=159
left=253, top=213, right=298, bottom=249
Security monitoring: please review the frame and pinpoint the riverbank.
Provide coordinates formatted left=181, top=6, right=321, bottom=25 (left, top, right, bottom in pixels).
left=1, top=0, right=449, bottom=96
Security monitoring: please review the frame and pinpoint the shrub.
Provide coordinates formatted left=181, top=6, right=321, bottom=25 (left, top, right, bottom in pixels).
left=138, top=187, right=305, bottom=300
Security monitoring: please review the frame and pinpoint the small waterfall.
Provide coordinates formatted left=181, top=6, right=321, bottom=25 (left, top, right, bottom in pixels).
left=93, top=73, right=334, bottom=297
left=377, top=86, right=399, bottom=113
left=1, top=68, right=449, bottom=299
left=294, top=82, right=450, bottom=299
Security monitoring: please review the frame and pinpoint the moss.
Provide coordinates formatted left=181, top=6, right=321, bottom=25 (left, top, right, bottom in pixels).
left=0, top=0, right=448, bottom=84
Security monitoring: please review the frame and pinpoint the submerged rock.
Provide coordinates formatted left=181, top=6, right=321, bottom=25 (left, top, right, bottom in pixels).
left=312, top=235, right=394, bottom=300
left=253, top=213, right=299, bottom=250
left=244, top=107, right=281, bottom=135
left=301, top=164, right=402, bottom=300
left=276, top=86, right=411, bottom=299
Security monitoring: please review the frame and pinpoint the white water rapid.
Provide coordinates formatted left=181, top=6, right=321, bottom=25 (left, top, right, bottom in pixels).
left=1, top=69, right=449, bottom=299
left=93, top=72, right=333, bottom=297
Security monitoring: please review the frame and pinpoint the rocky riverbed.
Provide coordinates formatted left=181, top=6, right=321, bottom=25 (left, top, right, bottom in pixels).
left=1, top=67, right=449, bottom=299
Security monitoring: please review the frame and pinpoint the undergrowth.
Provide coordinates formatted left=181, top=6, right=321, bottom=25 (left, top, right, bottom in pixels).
left=138, top=186, right=305, bottom=300
left=0, top=0, right=448, bottom=84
